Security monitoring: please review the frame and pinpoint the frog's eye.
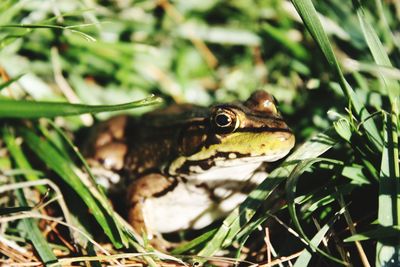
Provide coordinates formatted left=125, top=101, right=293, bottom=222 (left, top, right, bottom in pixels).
left=213, top=110, right=238, bottom=133
left=215, top=112, right=232, bottom=128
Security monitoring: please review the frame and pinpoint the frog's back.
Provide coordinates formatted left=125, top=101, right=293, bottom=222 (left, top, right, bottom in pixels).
left=86, top=104, right=209, bottom=178
left=125, top=104, right=209, bottom=175
left=140, top=104, right=209, bottom=127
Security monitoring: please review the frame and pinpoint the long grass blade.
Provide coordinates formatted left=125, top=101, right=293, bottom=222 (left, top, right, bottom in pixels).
left=0, top=95, right=162, bottom=118
left=0, top=73, right=24, bottom=91
left=290, top=0, right=383, bottom=151
left=345, top=226, right=400, bottom=242
left=46, top=120, right=130, bottom=247
left=0, top=23, right=97, bottom=42
left=354, top=2, right=400, bottom=115
left=376, top=112, right=399, bottom=266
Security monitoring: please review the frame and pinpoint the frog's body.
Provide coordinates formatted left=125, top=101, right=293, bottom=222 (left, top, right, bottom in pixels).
left=87, top=90, right=295, bottom=238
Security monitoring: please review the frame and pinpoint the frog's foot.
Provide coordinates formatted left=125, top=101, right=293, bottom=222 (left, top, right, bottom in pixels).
left=146, top=233, right=179, bottom=252
left=127, top=172, right=177, bottom=247
left=88, top=164, right=123, bottom=191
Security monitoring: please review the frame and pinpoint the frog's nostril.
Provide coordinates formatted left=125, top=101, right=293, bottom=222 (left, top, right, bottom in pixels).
left=277, top=132, right=295, bottom=147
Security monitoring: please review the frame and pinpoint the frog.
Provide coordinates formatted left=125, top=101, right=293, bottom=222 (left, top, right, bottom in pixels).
left=85, top=90, right=295, bottom=243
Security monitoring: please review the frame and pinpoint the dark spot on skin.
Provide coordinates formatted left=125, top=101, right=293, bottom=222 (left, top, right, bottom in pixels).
left=132, top=217, right=144, bottom=223
left=195, top=183, right=219, bottom=201
left=198, top=160, right=211, bottom=171
left=153, top=178, right=178, bottom=198
left=204, top=134, right=222, bottom=148
left=175, top=151, right=252, bottom=174
left=261, top=144, right=266, bottom=148
left=194, top=180, right=264, bottom=201
left=129, top=199, right=142, bottom=207
left=178, top=125, right=208, bottom=156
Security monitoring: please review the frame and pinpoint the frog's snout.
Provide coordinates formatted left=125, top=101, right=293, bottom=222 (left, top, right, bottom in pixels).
left=277, top=131, right=296, bottom=150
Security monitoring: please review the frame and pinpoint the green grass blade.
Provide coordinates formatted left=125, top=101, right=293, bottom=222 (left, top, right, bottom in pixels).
left=376, top=112, right=399, bottom=266
left=0, top=73, right=24, bottom=91
left=345, top=226, right=400, bottom=242
left=171, top=228, right=218, bottom=254
left=0, top=23, right=73, bottom=30
left=355, top=3, right=400, bottom=114
left=1, top=125, right=46, bottom=193
left=290, top=0, right=383, bottom=151
left=294, top=208, right=345, bottom=267
left=18, top=215, right=60, bottom=266
left=0, top=95, right=162, bottom=118
left=19, top=127, right=124, bottom=248
left=46, top=120, right=130, bottom=247
left=3, top=126, right=59, bottom=266
left=198, top=129, right=337, bottom=257
left=286, top=158, right=348, bottom=265
left=0, top=23, right=97, bottom=42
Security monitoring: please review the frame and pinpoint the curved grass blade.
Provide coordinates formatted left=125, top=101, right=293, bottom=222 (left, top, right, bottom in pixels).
left=0, top=23, right=75, bottom=30
left=286, top=158, right=348, bottom=265
left=198, top=129, right=337, bottom=257
left=0, top=23, right=97, bottom=42
left=1, top=125, right=47, bottom=193
left=172, top=228, right=217, bottom=255
left=0, top=95, right=162, bottom=118
left=294, top=207, right=346, bottom=267
left=290, top=0, right=382, bottom=151
left=3, top=126, right=59, bottom=266
left=19, top=127, right=124, bottom=248
left=0, top=73, right=24, bottom=91
left=45, top=120, right=130, bottom=247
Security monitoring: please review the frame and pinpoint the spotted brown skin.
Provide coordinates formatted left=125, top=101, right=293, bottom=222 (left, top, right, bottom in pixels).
left=86, top=90, right=295, bottom=243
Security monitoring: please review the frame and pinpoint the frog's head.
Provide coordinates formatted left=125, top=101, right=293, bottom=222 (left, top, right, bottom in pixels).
left=169, top=90, right=295, bottom=175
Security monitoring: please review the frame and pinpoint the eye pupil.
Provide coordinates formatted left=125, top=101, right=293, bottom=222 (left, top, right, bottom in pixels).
left=215, top=113, right=231, bottom=127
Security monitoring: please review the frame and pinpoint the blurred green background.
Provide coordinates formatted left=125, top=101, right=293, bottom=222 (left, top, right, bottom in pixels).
left=1, top=0, right=375, bottom=137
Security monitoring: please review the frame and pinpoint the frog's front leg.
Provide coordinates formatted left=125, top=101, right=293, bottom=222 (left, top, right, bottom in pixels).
left=127, top=173, right=176, bottom=244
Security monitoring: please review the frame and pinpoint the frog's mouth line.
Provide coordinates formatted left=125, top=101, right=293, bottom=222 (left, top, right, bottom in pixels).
left=175, top=149, right=292, bottom=174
